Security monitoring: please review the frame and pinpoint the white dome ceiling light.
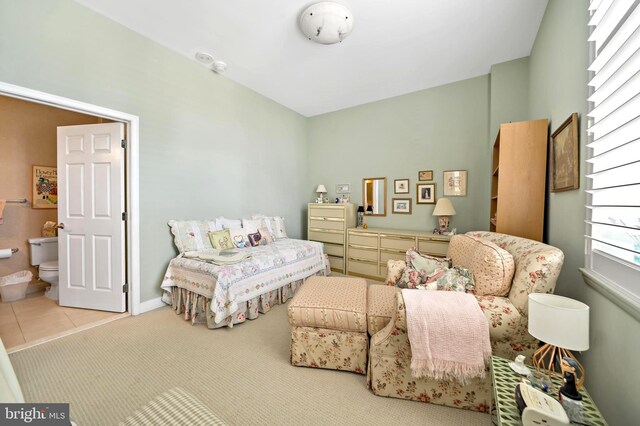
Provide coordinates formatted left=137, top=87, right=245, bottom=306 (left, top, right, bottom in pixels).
left=299, top=2, right=354, bottom=45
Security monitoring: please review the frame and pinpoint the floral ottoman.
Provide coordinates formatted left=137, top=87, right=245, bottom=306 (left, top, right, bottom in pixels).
left=288, top=276, right=368, bottom=374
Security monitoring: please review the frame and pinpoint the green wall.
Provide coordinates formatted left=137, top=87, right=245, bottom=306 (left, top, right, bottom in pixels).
left=0, top=0, right=309, bottom=302
left=307, top=76, right=490, bottom=234
left=528, top=1, right=638, bottom=424
left=489, top=57, right=530, bottom=143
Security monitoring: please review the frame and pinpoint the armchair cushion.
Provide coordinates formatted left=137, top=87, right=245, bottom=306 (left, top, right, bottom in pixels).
left=466, top=232, right=564, bottom=315
left=448, top=235, right=514, bottom=296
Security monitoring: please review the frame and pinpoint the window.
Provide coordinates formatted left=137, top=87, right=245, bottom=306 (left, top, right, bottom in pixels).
left=585, top=0, right=640, bottom=301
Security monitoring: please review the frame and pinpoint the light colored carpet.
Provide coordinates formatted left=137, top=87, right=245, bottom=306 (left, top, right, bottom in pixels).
left=9, top=302, right=489, bottom=425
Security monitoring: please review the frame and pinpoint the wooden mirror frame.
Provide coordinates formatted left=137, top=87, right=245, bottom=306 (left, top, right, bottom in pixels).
left=362, top=177, right=387, bottom=216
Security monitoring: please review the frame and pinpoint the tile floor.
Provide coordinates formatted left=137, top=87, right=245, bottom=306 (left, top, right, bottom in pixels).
left=0, top=292, right=125, bottom=350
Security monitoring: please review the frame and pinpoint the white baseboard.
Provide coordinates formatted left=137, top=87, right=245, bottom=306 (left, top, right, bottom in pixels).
left=138, top=297, right=166, bottom=314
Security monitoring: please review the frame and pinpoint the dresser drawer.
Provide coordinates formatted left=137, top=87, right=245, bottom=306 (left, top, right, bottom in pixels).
left=309, top=229, right=344, bottom=245
left=348, top=246, right=377, bottom=262
left=418, top=239, right=449, bottom=256
left=322, top=243, right=344, bottom=257
left=380, top=234, right=416, bottom=251
left=348, top=232, right=378, bottom=247
left=309, top=206, right=344, bottom=219
left=328, top=255, right=344, bottom=272
left=348, top=259, right=379, bottom=277
left=309, top=218, right=344, bottom=231
left=380, top=249, right=406, bottom=263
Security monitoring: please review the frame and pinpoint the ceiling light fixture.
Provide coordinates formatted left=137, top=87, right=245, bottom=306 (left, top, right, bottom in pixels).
left=299, top=2, right=354, bottom=45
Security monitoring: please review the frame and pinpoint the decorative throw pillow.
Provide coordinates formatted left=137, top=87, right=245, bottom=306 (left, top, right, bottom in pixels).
left=272, top=217, right=288, bottom=239
left=416, top=266, right=475, bottom=293
left=248, top=230, right=268, bottom=247
left=228, top=228, right=251, bottom=249
left=167, top=220, right=221, bottom=253
left=217, top=217, right=242, bottom=230
left=257, top=227, right=273, bottom=245
left=208, top=229, right=235, bottom=250
left=396, top=248, right=451, bottom=289
left=386, top=259, right=406, bottom=286
left=406, top=248, right=451, bottom=276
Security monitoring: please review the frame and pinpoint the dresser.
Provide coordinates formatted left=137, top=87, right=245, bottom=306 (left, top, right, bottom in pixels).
left=307, top=203, right=356, bottom=273
left=346, top=228, right=451, bottom=281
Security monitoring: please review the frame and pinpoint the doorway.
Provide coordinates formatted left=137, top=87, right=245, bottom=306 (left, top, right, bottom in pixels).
left=0, top=81, right=141, bottom=349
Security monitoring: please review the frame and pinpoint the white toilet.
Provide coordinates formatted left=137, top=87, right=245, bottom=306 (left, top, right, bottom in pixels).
left=28, top=237, right=59, bottom=301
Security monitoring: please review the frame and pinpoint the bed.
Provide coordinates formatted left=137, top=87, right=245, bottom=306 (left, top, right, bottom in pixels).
left=161, top=237, right=328, bottom=328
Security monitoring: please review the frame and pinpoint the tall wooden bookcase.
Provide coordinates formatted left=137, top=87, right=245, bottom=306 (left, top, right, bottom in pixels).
left=490, top=119, right=548, bottom=241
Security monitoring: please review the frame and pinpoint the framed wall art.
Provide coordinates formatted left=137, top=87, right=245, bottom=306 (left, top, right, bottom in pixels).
left=336, top=183, right=350, bottom=194
left=443, top=170, right=467, bottom=196
left=550, top=112, right=579, bottom=192
left=32, top=165, right=58, bottom=209
left=394, top=179, right=409, bottom=194
left=392, top=198, right=412, bottom=214
left=416, top=183, right=436, bottom=204
left=418, top=170, right=433, bottom=181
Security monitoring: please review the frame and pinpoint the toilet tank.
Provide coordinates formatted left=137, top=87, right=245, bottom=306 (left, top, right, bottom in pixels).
left=28, top=237, right=58, bottom=266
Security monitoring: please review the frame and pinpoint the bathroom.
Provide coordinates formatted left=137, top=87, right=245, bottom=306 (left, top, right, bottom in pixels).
left=0, top=95, right=126, bottom=350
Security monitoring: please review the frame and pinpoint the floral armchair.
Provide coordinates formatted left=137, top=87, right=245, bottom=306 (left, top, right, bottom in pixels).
left=369, top=232, right=565, bottom=411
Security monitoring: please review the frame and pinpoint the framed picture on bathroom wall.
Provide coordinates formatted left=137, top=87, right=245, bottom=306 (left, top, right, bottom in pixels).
left=32, top=165, right=57, bottom=209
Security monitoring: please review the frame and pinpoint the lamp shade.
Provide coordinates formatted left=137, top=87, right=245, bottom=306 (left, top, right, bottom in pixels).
left=357, top=206, right=364, bottom=213
left=316, top=184, right=327, bottom=193
left=528, top=293, right=589, bottom=351
left=432, top=198, right=456, bottom=216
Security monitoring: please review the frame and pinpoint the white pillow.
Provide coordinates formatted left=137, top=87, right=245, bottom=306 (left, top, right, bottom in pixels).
left=242, top=218, right=265, bottom=234
left=272, top=217, right=288, bottom=239
left=228, top=228, right=251, bottom=249
left=167, top=220, right=221, bottom=253
left=250, top=215, right=287, bottom=239
left=217, top=216, right=241, bottom=229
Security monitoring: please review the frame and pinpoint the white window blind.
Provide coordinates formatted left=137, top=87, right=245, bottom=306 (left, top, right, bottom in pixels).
left=586, top=0, right=640, bottom=295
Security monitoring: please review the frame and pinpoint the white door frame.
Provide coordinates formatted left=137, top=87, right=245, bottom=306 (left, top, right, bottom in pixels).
left=0, top=81, right=141, bottom=315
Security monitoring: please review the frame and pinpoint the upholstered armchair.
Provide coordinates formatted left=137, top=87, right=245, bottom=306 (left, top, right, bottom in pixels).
left=369, top=232, right=565, bottom=411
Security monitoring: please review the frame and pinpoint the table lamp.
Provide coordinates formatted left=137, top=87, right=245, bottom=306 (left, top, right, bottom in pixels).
left=528, top=293, right=589, bottom=389
left=315, top=184, right=327, bottom=203
left=432, top=198, right=456, bottom=234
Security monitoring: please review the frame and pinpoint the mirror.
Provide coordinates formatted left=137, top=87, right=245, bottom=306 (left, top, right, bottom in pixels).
left=362, top=177, right=387, bottom=216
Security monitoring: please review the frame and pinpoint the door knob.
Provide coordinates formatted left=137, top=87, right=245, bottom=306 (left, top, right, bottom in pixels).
left=55, top=223, right=65, bottom=229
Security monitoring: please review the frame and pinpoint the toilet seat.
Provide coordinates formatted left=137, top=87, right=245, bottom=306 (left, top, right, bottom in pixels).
left=40, top=260, right=59, bottom=271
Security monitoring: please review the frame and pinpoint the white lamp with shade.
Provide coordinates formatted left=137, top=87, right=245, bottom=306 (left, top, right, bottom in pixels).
left=315, top=184, right=327, bottom=203
left=528, top=293, right=589, bottom=389
left=432, top=198, right=456, bottom=234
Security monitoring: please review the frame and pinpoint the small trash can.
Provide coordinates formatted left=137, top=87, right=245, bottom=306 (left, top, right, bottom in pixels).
left=0, top=270, right=33, bottom=303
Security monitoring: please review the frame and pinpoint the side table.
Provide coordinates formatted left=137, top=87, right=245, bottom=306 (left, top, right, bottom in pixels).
left=490, top=356, right=607, bottom=425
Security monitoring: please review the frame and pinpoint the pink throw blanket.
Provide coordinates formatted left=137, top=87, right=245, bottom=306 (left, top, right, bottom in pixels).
left=401, top=289, right=491, bottom=384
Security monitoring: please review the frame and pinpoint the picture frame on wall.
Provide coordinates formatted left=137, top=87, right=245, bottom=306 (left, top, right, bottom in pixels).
left=336, top=183, right=350, bottom=194
left=550, top=112, right=579, bottom=192
left=443, top=170, right=467, bottom=196
left=416, top=183, right=436, bottom=204
left=418, top=170, right=433, bottom=181
left=32, top=165, right=57, bottom=209
left=394, top=179, right=410, bottom=194
left=392, top=198, right=412, bottom=214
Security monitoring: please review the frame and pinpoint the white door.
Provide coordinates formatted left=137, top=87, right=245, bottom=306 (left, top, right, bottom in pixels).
left=57, top=123, right=126, bottom=312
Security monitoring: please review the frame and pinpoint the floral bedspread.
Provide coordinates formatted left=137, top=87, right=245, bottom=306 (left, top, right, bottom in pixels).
left=161, top=239, right=326, bottom=324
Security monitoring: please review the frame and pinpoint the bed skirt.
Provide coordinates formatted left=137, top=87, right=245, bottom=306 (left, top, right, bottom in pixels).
left=166, top=270, right=325, bottom=329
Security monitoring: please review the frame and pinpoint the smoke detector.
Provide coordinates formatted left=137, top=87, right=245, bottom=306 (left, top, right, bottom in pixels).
left=195, top=51, right=214, bottom=65
left=299, top=2, right=354, bottom=45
